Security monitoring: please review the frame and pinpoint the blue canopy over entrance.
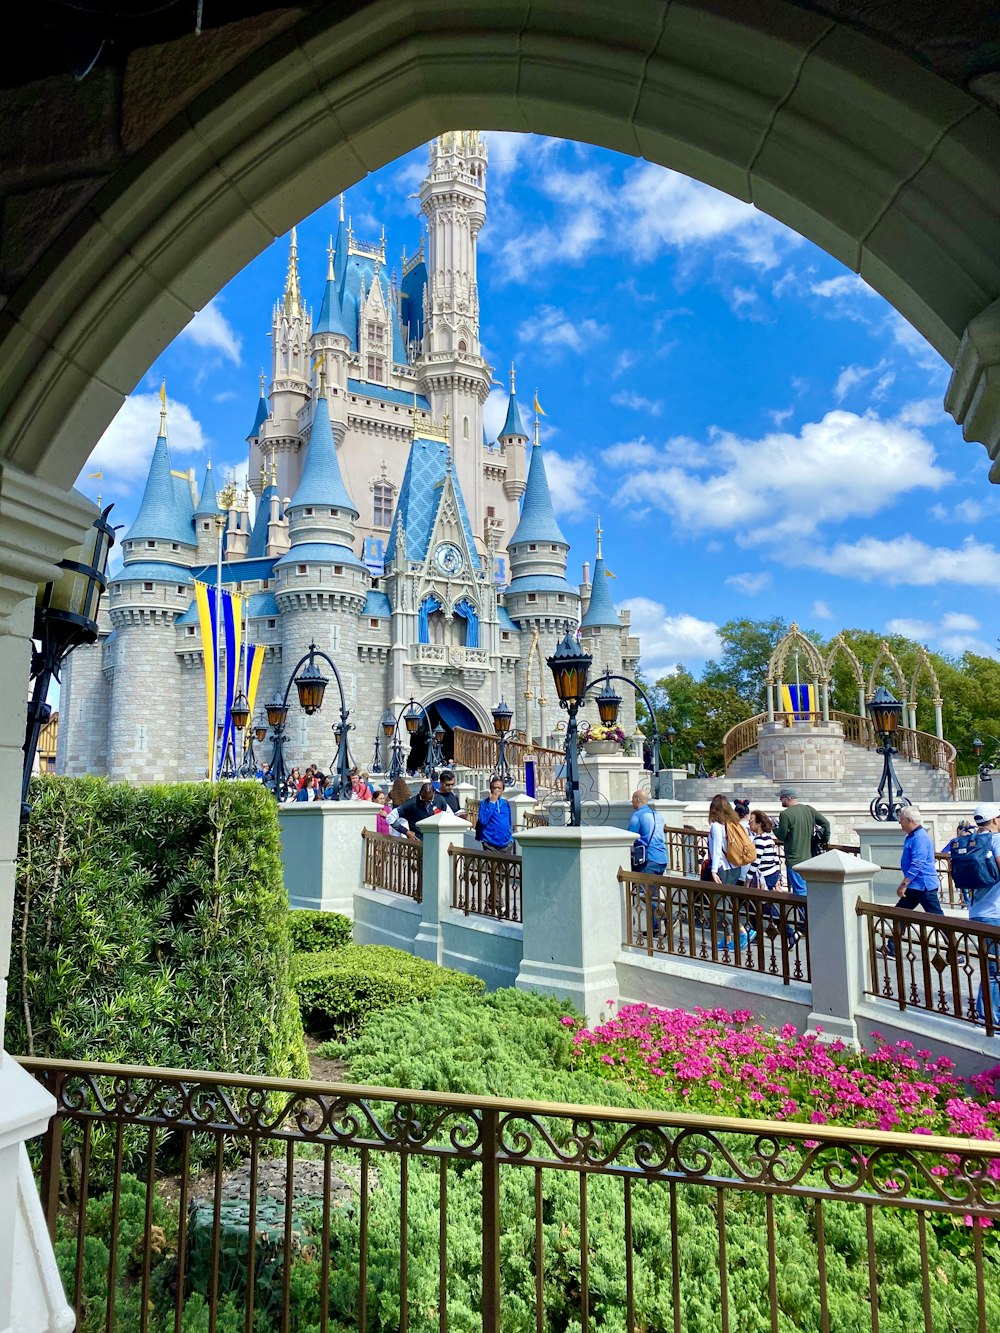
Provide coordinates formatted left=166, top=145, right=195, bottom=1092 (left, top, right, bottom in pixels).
left=431, top=698, right=481, bottom=733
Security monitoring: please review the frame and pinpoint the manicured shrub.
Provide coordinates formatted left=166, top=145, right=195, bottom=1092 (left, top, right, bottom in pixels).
left=11, top=775, right=307, bottom=1081
left=291, top=944, right=483, bottom=1036
left=287, top=908, right=352, bottom=954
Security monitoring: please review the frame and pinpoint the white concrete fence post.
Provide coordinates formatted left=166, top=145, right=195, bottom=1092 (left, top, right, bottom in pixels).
left=797, top=848, right=880, bottom=1048
left=414, top=811, right=473, bottom=965
left=515, top=826, right=636, bottom=1024
left=279, top=801, right=378, bottom=917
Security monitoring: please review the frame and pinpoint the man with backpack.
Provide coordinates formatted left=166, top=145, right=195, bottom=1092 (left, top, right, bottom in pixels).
left=775, top=788, right=831, bottom=896
left=950, top=802, right=1000, bottom=1024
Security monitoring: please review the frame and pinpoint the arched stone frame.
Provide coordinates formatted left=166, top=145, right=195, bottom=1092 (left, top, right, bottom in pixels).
left=866, top=641, right=909, bottom=713
left=420, top=687, right=492, bottom=735
left=825, top=633, right=867, bottom=720
left=766, top=623, right=828, bottom=723
left=909, top=646, right=944, bottom=738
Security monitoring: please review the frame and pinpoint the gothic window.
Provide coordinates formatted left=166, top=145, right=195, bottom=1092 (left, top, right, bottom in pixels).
left=487, top=506, right=495, bottom=518
left=463, top=416, right=469, bottom=440
left=366, top=354, right=385, bottom=381
left=373, top=483, right=394, bottom=528
left=458, top=339, right=467, bottom=353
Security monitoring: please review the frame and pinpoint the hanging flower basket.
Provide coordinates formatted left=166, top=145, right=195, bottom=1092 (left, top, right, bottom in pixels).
left=584, top=739, right=620, bottom=756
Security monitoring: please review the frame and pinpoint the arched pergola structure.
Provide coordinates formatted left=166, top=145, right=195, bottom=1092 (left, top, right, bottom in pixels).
left=909, top=647, right=945, bottom=739
left=825, top=633, right=867, bottom=720
left=2, top=2, right=1000, bottom=1312
left=766, top=623, right=828, bottom=722
left=867, top=641, right=910, bottom=708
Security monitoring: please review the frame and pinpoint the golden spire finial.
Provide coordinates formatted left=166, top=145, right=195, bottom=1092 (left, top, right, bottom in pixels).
left=596, top=515, right=603, bottom=561
left=158, top=378, right=167, bottom=435
left=283, top=227, right=303, bottom=318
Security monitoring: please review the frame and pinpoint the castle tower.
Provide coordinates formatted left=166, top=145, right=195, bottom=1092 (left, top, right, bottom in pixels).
left=274, top=385, right=370, bottom=764
left=418, top=132, right=492, bottom=543
left=579, top=520, right=636, bottom=734
left=311, top=206, right=353, bottom=453
left=504, top=425, right=580, bottom=743
left=495, top=364, right=529, bottom=547
left=245, top=372, right=270, bottom=499
left=193, top=462, right=223, bottom=565
left=261, top=228, right=312, bottom=500
left=104, top=394, right=197, bottom=781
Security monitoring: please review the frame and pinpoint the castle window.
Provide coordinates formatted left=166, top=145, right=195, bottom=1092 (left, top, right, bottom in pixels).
left=366, top=354, right=384, bottom=381
left=458, top=339, right=467, bottom=353
left=136, top=724, right=148, bottom=754
left=297, top=564, right=307, bottom=575
left=171, top=543, right=179, bottom=551
left=527, top=593, right=537, bottom=603
left=557, top=594, right=565, bottom=603
left=304, top=507, right=313, bottom=516
left=463, top=416, right=469, bottom=440
left=146, top=540, right=156, bottom=549
left=487, top=506, right=495, bottom=518
left=267, top=619, right=276, bottom=628
left=186, top=626, right=195, bottom=636
left=501, top=632, right=510, bottom=642
left=143, top=582, right=154, bottom=592
left=551, top=545, right=558, bottom=552
left=334, top=565, right=343, bottom=575
left=528, top=544, right=537, bottom=551
left=370, top=619, right=380, bottom=628
left=176, top=585, right=186, bottom=595
left=203, top=522, right=211, bottom=532
left=373, top=483, right=394, bottom=528
left=262, top=579, right=270, bottom=589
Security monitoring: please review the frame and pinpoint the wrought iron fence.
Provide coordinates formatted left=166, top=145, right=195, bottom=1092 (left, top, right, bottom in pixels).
left=20, top=1058, right=1000, bottom=1333
left=619, top=869, right=811, bottom=984
left=361, top=827, right=422, bottom=901
left=662, top=825, right=709, bottom=877
left=449, top=845, right=522, bottom=923
left=523, top=811, right=549, bottom=829
left=857, top=899, right=1000, bottom=1036
left=453, top=728, right=565, bottom=794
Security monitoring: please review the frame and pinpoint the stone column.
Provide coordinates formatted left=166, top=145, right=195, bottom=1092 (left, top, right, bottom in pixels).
left=0, top=464, right=97, bottom=1333
left=766, top=681, right=775, bottom=723
left=854, top=823, right=906, bottom=906
left=820, top=680, right=830, bottom=722
left=797, top=848, right=880, bottom=1048
left=279, top=801, right=379, bottom=916
left=933, top=699, right=944, bottom=740
left=858, top=686, right=867, bottom=720
left=908, top=701, right=917, bottom=730
left=414, top=810, right=472, bottom=964
left=515, top=826, right=635, bottom=1024
left=508, top=791, right=536, bottom=831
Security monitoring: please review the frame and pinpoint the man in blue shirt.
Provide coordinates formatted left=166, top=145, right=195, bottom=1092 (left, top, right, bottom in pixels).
left=477, top=778, right=514, bottom=852
left=628, top=790, right=667, bottom=875
left=896, top=805, right=943, bottom=915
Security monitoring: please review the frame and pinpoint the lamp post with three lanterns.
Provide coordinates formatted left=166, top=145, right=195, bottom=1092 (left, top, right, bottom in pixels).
left=546, top=634, right=665, bottom=827
left=263, top=643, right=353, bottom=800
left=380, top=700, right=445, bottom=780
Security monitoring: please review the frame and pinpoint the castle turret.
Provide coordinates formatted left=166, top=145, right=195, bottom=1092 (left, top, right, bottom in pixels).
left=263, top=228, right=312, bottom=499
left=504, top=430, right=579, bottom=742
left=246, top=373, right=270, bottom=498
left=193, top=461, right=223, bottom=564
left=419, top=131, right=492, bottom=547
left=579, top=520, right=635, bottom=734
left=496, top=363, right=529, bottom=548
left=312, top=205, right=353, bottom=407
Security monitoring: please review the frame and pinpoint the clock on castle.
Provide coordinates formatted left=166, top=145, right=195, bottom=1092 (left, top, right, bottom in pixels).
left=57, top=132, right=641, bottom=782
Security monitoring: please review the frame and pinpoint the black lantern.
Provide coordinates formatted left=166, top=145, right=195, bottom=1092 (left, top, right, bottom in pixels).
left=547, top=633, right=592, bottom=709
left=254, top=716, right=268, bottom=744
left=866, top=685, right=907, bottom=820
left=694, top=739, right=707, bottom=778
left=974, top=736, right=985, bottom=757
left=266, top=694, right=288, bottom=729
left=596, top=675, right=622, bottom=727
left=404, top=699, right=422, bottom=734
left=295, top=657, right=328, bottom=714
left=381, top=708, right=396, bottom=738
left=491, top=698, right=514, bottom=787
left=491, top=698, right=513, bottom=735
left=23, top=504, right=116, bottom=821
left=230, top=691, right=251, bottom=731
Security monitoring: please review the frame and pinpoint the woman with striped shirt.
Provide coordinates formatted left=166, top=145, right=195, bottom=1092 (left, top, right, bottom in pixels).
left=750, top=810, right=782, bottom=890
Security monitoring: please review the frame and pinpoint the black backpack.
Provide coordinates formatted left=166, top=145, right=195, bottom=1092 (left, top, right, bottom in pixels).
left=950, top=831, right=1000, bottom=899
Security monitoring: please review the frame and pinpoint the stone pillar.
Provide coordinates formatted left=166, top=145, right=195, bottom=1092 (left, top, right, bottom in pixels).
left=578, top=752, right=645, bottom=805
left=414, top=811, right=472, bottom=964
left=820, top=680, right=830, bottom=722
left=508, top=791, right=536, bottom=831
left=908, top=702, right=917, bottom=730
left=858, top=686, right=867, bottom=720
left=854, top=823, right=906, bottom=906
left=515, top=826, right=635, bottom=1023
left=766, top=681, right=775, bottom=723
left=0, top=464, right=96, bottom=1333
left=278, top=801, right=378, bottom=916
left=797, top=848, right=880, bottom=1048
left=934, top=699, right=944, bottom=740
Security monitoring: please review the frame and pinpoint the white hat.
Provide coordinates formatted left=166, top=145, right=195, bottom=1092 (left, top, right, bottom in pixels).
left=974, top=802, right=1000, bottom=823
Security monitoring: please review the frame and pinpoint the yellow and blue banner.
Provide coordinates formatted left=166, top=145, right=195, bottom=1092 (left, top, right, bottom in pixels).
left=195, top=583, right=250, bottom=777
left=216, top=592, right=243, bottom=778
left=194, top=582, right=217, bottom=777
left=241, top=641, right=266, bottom=759
left=780, top=683, right=817, bottom=720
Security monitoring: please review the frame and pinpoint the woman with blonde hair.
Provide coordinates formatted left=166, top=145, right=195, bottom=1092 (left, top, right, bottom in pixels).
left=708, top=794, right=743, bottom=885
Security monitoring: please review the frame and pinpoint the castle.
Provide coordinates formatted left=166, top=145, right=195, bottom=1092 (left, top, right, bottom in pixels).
left=57, top=132, right=640, bottom=783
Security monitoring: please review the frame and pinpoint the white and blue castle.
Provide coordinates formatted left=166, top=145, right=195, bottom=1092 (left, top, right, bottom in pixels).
left=58, top=132, right=640, bottom=782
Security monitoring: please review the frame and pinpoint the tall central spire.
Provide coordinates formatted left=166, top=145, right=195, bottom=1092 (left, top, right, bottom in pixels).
left=283, top=226, right=303, bottom=319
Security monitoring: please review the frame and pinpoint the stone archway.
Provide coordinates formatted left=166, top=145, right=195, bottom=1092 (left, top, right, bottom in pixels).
left=867, top=641, right=910, bottom=708
left=4, top=1, right=1000, bottom=492
left=825, top=633, right=867, bottom=720
left=909, top=647, right=945, bottom=739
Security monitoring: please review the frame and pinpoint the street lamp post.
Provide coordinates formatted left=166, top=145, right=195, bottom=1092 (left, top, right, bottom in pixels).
left=666, top=725, right=677, bottom=768
left=694, top=740, right=708, bottom=778
left=972, top=734, right=1000, bottom=784
left=22, top=504, right=116, bottom=821
left=491, top=697, right=514, bottom=787
left=264, top=642, right=353, bottom=800
left=867, top=684, right=907, bottom=821
left=545, top=642, right=667, bottom=826
left=383, top=699, right=443, bottom=780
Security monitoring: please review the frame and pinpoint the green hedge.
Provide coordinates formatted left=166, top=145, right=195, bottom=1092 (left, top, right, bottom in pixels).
left=291, top=944, right=483, bottom=1036
left=287, top=909, right=352, bottom=954
left=12, top=775, right=307, bottom=1080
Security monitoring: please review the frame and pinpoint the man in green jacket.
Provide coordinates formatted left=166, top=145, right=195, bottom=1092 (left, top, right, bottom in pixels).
left=775, top=787, right=831, bottom=896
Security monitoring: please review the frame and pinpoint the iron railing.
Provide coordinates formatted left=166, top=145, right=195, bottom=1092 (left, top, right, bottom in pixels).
left=523, top=811, right=549, bottom=829
left=453, top=727, right=565, bottom=793
left=619, top=869, right=810, bottom=984
left=19, top=1059, right=1000, bottom=1333
left=361, top=827, right=422, bottom=901
left=449, top=845, right=522, bottom=922
left=662, top=826, right=709, bottom=878
left=857, top=899, right=1000, bottom=1036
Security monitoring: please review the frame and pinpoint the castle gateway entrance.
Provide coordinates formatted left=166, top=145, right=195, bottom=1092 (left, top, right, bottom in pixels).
left=424, top=698, right=481, bottom=767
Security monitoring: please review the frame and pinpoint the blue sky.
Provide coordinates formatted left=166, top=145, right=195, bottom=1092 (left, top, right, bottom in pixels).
left=83, top=131, right=999, bottom=680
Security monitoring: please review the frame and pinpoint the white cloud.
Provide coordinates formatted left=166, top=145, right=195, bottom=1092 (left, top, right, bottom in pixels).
left=956, top=498, right=986, bottom=523
left=542, top=450, right=596, bottom=519
left=725, top=571, right=772, bottom=595
left=811, top=600, right=834, bottom=620
left=483, top=386, right=509, bottom=442
left=833, top=359, right=891, bottom=403
left=897, top=398, right=942, bottom=429
left=885, top=611, right=993, bottom=658
left=611, top=390, right=662, bottom=416
left=804, top=534, right=1000, bottom=587
left=613, top=350, right=638, bottom=378
left=179, top=299, right=242, bottom=364
left=769, top=407, right=793, bottom=427
left=518, top=305, right=608, bottom=356
left=885, top=310, right=948, bottom=373
left=608, top=410, right=951, bottom=543
left=83, top=392, right=209, bottom=489
left=811, top=274, right=869, bottom=300
left=621, top=596, right=722, bottom=676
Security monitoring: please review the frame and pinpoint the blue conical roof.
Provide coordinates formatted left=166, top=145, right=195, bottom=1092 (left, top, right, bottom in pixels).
left=499, top=389, right=526, bottom=439
left=315, top=248, right=352, bottom=337
left=288, top=395, right=358, bottom=514
left=246, top=484, right=278, bottom=558
left=194, top=462, right=221, bottom=517
left=125, top=433, right=196, bottom=546
left=509, top=444, right=567, bottom=547
left=581, top=556, right=619, bottom=628
left=246, top=392, right=269, bottom=442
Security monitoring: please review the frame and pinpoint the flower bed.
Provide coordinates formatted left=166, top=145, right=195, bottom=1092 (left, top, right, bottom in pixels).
left=567, top=1003, right=1000, bottom=1139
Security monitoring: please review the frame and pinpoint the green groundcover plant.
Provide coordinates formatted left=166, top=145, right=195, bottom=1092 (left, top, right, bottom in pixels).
left=287, top=909, right=352, bottom=954
left=11, top=774, right=307, bottom=1079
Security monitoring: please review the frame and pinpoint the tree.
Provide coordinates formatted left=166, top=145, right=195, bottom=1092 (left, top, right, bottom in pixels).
left=701, top=617, right=789, bottom=714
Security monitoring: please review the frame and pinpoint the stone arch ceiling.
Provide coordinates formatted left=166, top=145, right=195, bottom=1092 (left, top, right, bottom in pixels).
left=3, top=0, right=1000, bottom=488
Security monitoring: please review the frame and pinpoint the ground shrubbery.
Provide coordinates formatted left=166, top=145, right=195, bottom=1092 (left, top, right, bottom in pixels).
left=11, top=775, right=307, bottom=1080
left=288, top=909, right=353, bottom=954
left=292, top=945, right=483, bottom=1037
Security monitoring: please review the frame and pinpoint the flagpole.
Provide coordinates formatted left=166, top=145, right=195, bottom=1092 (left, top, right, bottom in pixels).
left=213, top=509, right=224, bottom=782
